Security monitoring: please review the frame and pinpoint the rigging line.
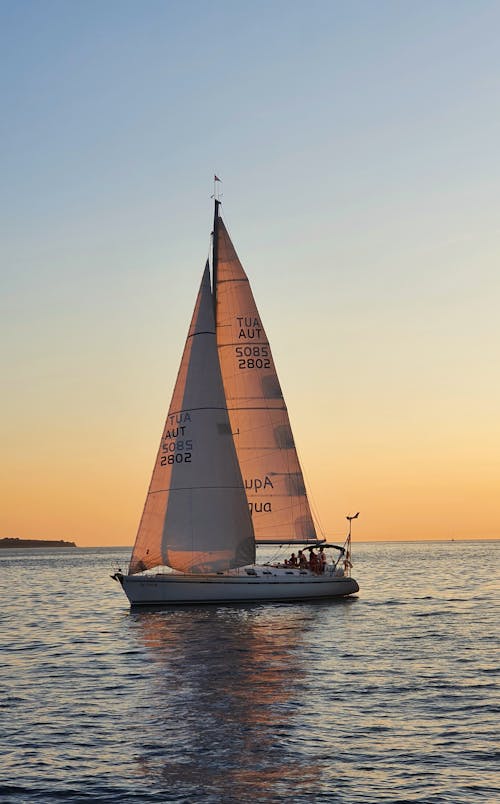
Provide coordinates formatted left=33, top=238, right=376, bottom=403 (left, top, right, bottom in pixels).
left=216, top=277, right=249, bottom=286
left=226, top=405, right=287, bottom=412
left=207, top=231, right=212, bottom=268
left=292, top=433, right=325, bottom=538
left=163, top=406, right=230, bottom=417
left=147, top=485, right=252, bottom=494
left=219, top=340, right=271, bottom=348
left=245, top=493, right=311, bottom=501
left=187, top=330, right=216, bottom=338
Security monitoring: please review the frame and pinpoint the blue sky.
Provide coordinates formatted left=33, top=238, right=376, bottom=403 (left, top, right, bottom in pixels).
left=1, top=1, right=499, bottom=543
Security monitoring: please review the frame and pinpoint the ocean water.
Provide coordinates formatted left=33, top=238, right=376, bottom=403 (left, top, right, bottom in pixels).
left=0, top=541, right=498, bottom=804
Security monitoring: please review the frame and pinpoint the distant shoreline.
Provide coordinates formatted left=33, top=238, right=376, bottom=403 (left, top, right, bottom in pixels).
left=0, top=538, right=77, bottom=549
left=1, top=537, right=497, bottom=550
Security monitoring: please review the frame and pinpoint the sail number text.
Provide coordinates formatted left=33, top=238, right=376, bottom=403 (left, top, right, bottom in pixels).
left=160, top=452, right=191, bottom=465
left=160, top=423, right=192, bottom=465
left=235, top=346, right=270, bottom=370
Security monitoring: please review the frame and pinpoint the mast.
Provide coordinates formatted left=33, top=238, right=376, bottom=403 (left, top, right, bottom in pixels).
left=212, top=198, right=220, bottom=318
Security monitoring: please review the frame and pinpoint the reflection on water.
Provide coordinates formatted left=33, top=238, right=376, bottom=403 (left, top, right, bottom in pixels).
left=130, top=605, right=324, bottom=801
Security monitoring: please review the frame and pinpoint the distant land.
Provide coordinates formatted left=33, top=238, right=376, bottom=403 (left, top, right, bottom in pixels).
left=0, top=538, right=77, bottom=549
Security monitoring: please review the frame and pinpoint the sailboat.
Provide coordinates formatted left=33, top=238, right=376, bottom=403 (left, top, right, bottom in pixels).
left=114, top=196, right=359, bottom=605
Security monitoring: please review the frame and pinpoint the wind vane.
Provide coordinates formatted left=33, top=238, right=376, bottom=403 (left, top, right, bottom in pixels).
left=345, top=512, right=360, bottom=541
left=211, top=174, right=223, bottom=202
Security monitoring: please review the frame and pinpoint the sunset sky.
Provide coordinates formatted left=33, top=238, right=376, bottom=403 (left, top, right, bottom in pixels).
left=1, top=1, right=499, bottom=546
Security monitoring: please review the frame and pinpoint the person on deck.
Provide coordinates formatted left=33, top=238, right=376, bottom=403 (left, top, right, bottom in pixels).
left=308, top=548, right=319, bottom=573
left=318, top=546, right=327, bottom=573
left=298, top=550, right=308, bottom=568
left=289, top=553, right=298, bottom=567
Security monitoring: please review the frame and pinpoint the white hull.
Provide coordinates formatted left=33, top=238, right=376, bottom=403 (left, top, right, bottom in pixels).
left=118, top=568, right=359, bottom=606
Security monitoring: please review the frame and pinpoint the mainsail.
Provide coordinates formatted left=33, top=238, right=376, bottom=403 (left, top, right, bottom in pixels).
left=214, top=215, right=317, bottom=542
left=128, top=264, right=255, bottom=574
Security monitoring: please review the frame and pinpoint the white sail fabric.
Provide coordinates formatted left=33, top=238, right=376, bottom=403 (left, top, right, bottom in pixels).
left=129, top=264, right=255, bottom=574
left=215, top=217, right=317, bottom=542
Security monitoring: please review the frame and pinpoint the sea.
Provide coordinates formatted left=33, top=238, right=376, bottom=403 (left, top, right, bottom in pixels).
left=0, top=540, right=498, bottom=804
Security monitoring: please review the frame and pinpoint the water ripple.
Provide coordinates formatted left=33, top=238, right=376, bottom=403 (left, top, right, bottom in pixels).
left=0, top=542, right=498, bottom=803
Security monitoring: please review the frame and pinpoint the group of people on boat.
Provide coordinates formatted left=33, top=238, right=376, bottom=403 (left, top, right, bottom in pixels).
left=284, top=546, right=327, bottom=574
